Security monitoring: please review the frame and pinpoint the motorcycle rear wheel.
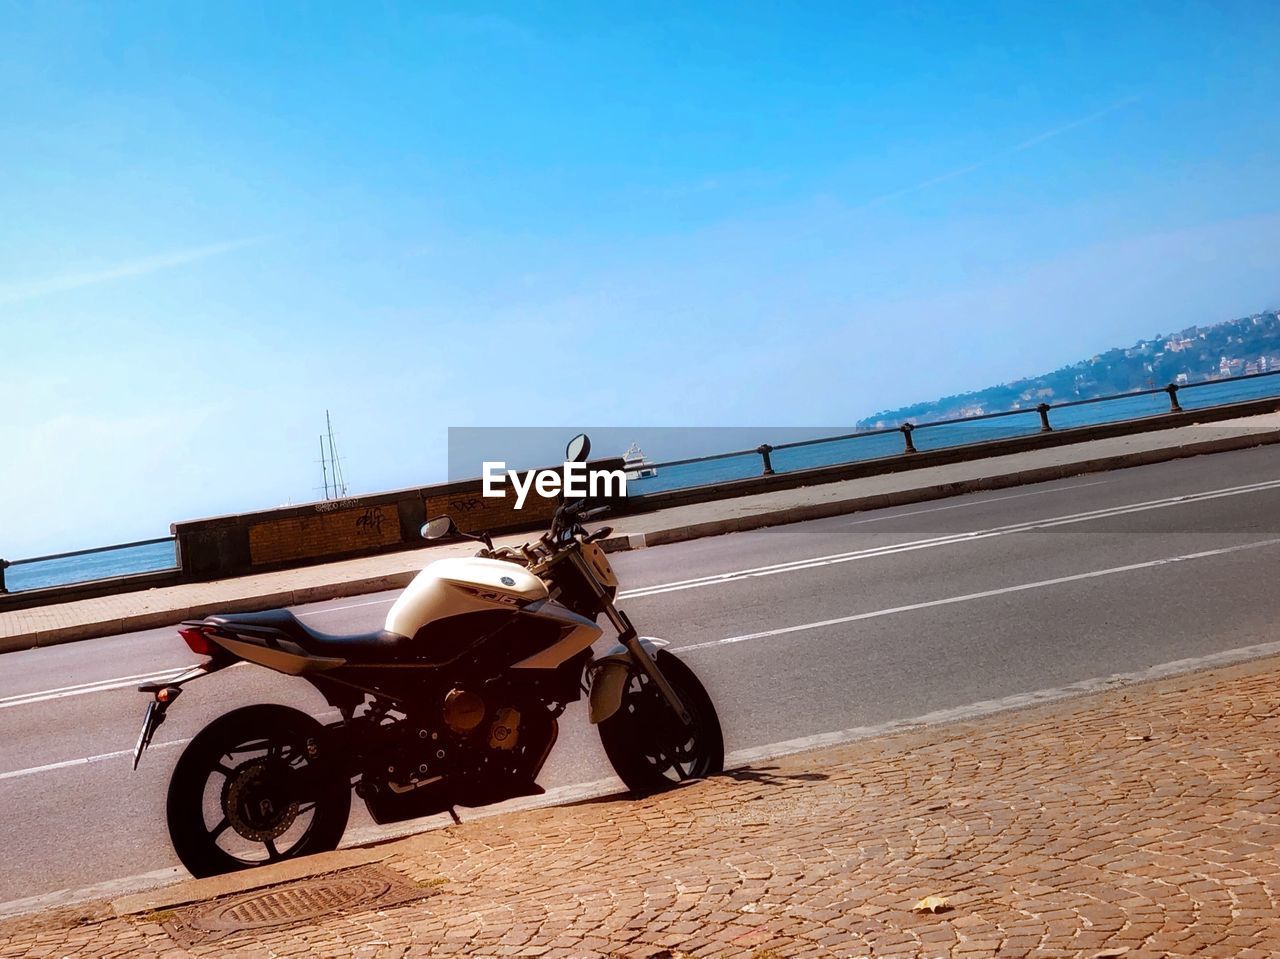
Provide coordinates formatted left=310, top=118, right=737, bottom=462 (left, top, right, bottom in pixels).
left=166, top=704, right=350, bottom=878
left=598, top=650, right=724, bottom=794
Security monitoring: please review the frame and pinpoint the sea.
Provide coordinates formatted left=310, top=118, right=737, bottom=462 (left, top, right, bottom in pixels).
left=8, top=373, right=1278, bottom=593
left=5, top=539, right=179, bottom=593
left=624, top=374, right=1280, bottom=494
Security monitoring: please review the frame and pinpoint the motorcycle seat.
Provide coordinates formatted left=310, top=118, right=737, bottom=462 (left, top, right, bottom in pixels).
left=204, top=608, right=409, bottom=662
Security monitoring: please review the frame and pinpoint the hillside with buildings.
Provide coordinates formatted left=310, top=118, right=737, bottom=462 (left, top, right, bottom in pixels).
left=858, top=309, right=1280, bottom=428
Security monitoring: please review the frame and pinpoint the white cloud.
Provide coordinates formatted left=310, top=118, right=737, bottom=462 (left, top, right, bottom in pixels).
left=0, top=236, right=268, bottom=306
left=860, top=96, right=1142, bottom=210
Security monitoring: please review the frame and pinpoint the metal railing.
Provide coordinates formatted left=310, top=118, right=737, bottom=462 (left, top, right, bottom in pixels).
left=631, top=369, right=1280, bottom=487
left=0, top=536, right=178, bottom=594
left=5, top=368, right=1278, bottom=594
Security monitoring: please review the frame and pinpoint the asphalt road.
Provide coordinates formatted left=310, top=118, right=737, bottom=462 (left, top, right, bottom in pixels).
left=3, top=445, right=1280, bottom=911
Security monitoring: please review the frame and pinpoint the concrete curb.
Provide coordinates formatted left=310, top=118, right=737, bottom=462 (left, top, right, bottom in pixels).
left=4, top=428, right=1278, bottom=654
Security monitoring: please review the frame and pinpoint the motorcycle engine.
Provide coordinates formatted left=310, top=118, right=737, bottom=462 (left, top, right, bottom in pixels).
left=358, top=687, right=557, bottom=824
left=442, top=688, right=523, bottom=751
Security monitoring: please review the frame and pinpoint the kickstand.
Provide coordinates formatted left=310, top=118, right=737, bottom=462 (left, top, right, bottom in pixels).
left=447, top=806, right=462, bottom=825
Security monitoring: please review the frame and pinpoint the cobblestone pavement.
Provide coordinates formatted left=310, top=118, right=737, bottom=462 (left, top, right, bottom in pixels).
left=4, top=657, right=1279, bottom=958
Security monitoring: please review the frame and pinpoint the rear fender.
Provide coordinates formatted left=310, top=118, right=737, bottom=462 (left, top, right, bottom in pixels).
left=133, top=655, right=235, bottom=769
left=138, top=656, right=233, bottom=694
left=588, top=637, right=669, bottom=724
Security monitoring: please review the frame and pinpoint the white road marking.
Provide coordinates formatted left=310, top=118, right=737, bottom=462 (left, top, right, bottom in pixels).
left=0, top=668, right=189, bottom=711
left=0, top=662, right=246, bottom=711
left=4, top=538, right=1277, bottom=784
left=621, top=476, right=1280, bottom=599
left=289, top=482, right=1111, bottom=613
left=677, top=537, right=1280, bottom=652
left=7, top=634, right=1280, bottom=920
left=0, top=708, right=342, bottom=783
left=0, top=739, right=188, bottom=782
left=842, top=480, right=1107, bottom=525
left=8, top=475, right=1280, bottom=710
left=289, top=477, right=1268, bottom=606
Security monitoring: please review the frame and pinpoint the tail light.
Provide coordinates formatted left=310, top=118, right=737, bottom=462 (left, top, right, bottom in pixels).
left=178, top=626, right=212, bottom=655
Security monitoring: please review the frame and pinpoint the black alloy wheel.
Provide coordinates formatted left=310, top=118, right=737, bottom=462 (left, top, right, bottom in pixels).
left=166, top=704, right=350, bottom=877
left=598, top=650, right=724, bottom=794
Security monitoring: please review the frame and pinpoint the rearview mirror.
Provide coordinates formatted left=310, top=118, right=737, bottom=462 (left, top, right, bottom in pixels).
left=566, top=433, right=591, bottom=463
left=421, top=516, right=457, bottom=541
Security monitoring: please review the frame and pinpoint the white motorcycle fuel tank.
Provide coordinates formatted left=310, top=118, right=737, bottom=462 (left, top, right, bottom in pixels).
left=385, top=557, right=549, bottom=638
left=385, top=557, right=602, bottom=669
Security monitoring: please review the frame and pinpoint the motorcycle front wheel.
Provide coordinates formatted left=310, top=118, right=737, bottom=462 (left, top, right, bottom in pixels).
left=166, top=704, right=351, bottom=878
left=598, top=650, right=724, bottom=794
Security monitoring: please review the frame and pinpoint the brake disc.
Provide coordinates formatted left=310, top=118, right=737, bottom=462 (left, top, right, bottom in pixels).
left=222, top=757, right=300, bottom=842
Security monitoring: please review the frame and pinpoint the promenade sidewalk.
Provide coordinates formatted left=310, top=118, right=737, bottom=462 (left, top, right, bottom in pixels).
left=4, top=413, right=1279, bottom=653
left=5, top=653, right=1280, bottom=957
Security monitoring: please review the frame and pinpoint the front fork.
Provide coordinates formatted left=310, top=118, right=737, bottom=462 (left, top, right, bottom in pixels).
left=562, top=546, right=692, bottom=725
left=602, top=603, right=692, bottom=725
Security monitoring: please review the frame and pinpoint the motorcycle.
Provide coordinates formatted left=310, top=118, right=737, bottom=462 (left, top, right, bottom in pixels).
left=131, top=434, right=723, bottom=878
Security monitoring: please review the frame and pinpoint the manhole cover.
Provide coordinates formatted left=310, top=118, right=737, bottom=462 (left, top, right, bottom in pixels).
left=159, top=865, right=439, bottom=947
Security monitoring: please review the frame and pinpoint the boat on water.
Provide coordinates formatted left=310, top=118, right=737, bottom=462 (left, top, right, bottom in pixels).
left=623, top=442, right=658, bottom=480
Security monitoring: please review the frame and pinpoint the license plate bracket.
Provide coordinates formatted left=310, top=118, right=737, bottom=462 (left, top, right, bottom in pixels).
left=132, top=699, right=168, bottom=769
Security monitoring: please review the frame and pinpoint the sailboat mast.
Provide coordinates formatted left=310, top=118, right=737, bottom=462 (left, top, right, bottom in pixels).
left=326, top=410, right=347, bottom=498
left=320, top=435, right=330, bottom=500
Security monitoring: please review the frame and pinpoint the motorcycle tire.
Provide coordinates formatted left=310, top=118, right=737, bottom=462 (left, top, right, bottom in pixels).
left=598, top=650, right=724, bottom=795
left=166, top=704, right=350, bottom=878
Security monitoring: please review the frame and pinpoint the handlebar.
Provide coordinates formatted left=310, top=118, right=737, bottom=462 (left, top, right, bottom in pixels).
left=556, top=499, right=610, bottom=520
left=449, top=498, right=614, bottom=563
left=550, top=499, right=611, bottom=540
left=485, top=544, right=530, bottom=564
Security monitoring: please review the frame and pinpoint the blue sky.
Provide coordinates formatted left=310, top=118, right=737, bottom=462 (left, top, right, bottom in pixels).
left=3, top=1, right=1280, bottom=555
